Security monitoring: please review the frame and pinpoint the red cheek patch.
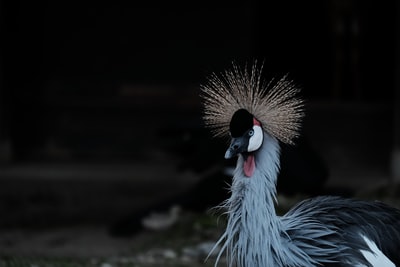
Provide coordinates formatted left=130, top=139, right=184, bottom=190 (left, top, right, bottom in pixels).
left=253, top=118, right=261, bottom=126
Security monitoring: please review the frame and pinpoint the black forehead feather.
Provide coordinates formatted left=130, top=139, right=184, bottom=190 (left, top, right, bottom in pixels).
left=229, top=109, right=254, bottom=137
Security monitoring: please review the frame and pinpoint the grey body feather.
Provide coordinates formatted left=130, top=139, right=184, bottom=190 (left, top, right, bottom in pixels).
left=212, top=132, right=400, bottom=267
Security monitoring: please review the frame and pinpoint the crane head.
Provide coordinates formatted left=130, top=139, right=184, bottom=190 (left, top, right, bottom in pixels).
left=201, top=62, right=304, bottom=150
left=225, top=109, right=263, bottom=160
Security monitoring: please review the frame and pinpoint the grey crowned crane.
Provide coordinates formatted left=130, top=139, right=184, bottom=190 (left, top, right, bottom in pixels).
left=201, top=63, right=400, bottom=267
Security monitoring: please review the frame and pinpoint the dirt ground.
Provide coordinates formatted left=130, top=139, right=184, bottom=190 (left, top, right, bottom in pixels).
left=0, top=210, right=224, bottom=266
left=1, top=187, right=399, bottom=267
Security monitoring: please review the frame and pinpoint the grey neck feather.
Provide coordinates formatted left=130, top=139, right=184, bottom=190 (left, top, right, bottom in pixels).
left=212, top=132, right=283, bottom=266
left=209, top=132, right=345, bottom=267
left=211, top=132, right=339, bottom=267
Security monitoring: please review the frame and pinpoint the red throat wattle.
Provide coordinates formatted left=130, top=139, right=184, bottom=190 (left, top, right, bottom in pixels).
left=243, top=154, right=255, bottom=177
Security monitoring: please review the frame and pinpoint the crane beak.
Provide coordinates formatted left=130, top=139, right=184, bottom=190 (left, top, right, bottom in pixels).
left=225, top=137, right=248, bottom=159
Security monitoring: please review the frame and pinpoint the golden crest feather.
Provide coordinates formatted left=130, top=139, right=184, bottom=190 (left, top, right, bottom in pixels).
left=200, top=62, right=304, bottom=145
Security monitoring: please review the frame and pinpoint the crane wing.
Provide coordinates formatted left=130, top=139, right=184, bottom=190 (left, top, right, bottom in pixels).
left=284, top=196, right=400, bottom=266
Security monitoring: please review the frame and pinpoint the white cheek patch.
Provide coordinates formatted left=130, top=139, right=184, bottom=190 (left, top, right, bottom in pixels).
left=248, top=125, right=263, bottom=152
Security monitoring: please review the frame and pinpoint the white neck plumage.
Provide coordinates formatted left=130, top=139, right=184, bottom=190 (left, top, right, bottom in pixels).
left=212, top=132, right=283, bottom=267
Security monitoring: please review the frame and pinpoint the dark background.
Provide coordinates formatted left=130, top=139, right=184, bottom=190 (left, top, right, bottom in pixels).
left=1, top=0, right=397, bottom=160
left=0, top=0, right=399, bottom=232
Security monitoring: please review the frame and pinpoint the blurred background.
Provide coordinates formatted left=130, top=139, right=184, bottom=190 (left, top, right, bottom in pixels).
left=0, top=0, right=399, bottom=265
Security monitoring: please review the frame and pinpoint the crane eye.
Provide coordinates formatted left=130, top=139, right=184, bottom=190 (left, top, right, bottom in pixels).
left=248, top=129, right=254, bottom=136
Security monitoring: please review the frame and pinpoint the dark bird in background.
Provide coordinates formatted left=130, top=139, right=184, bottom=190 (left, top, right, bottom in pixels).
left=109, top=67, right=329, bottom=238
left=109, top=104, right=329, bottom=238
left=201, top=62, right=400, bottom=266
